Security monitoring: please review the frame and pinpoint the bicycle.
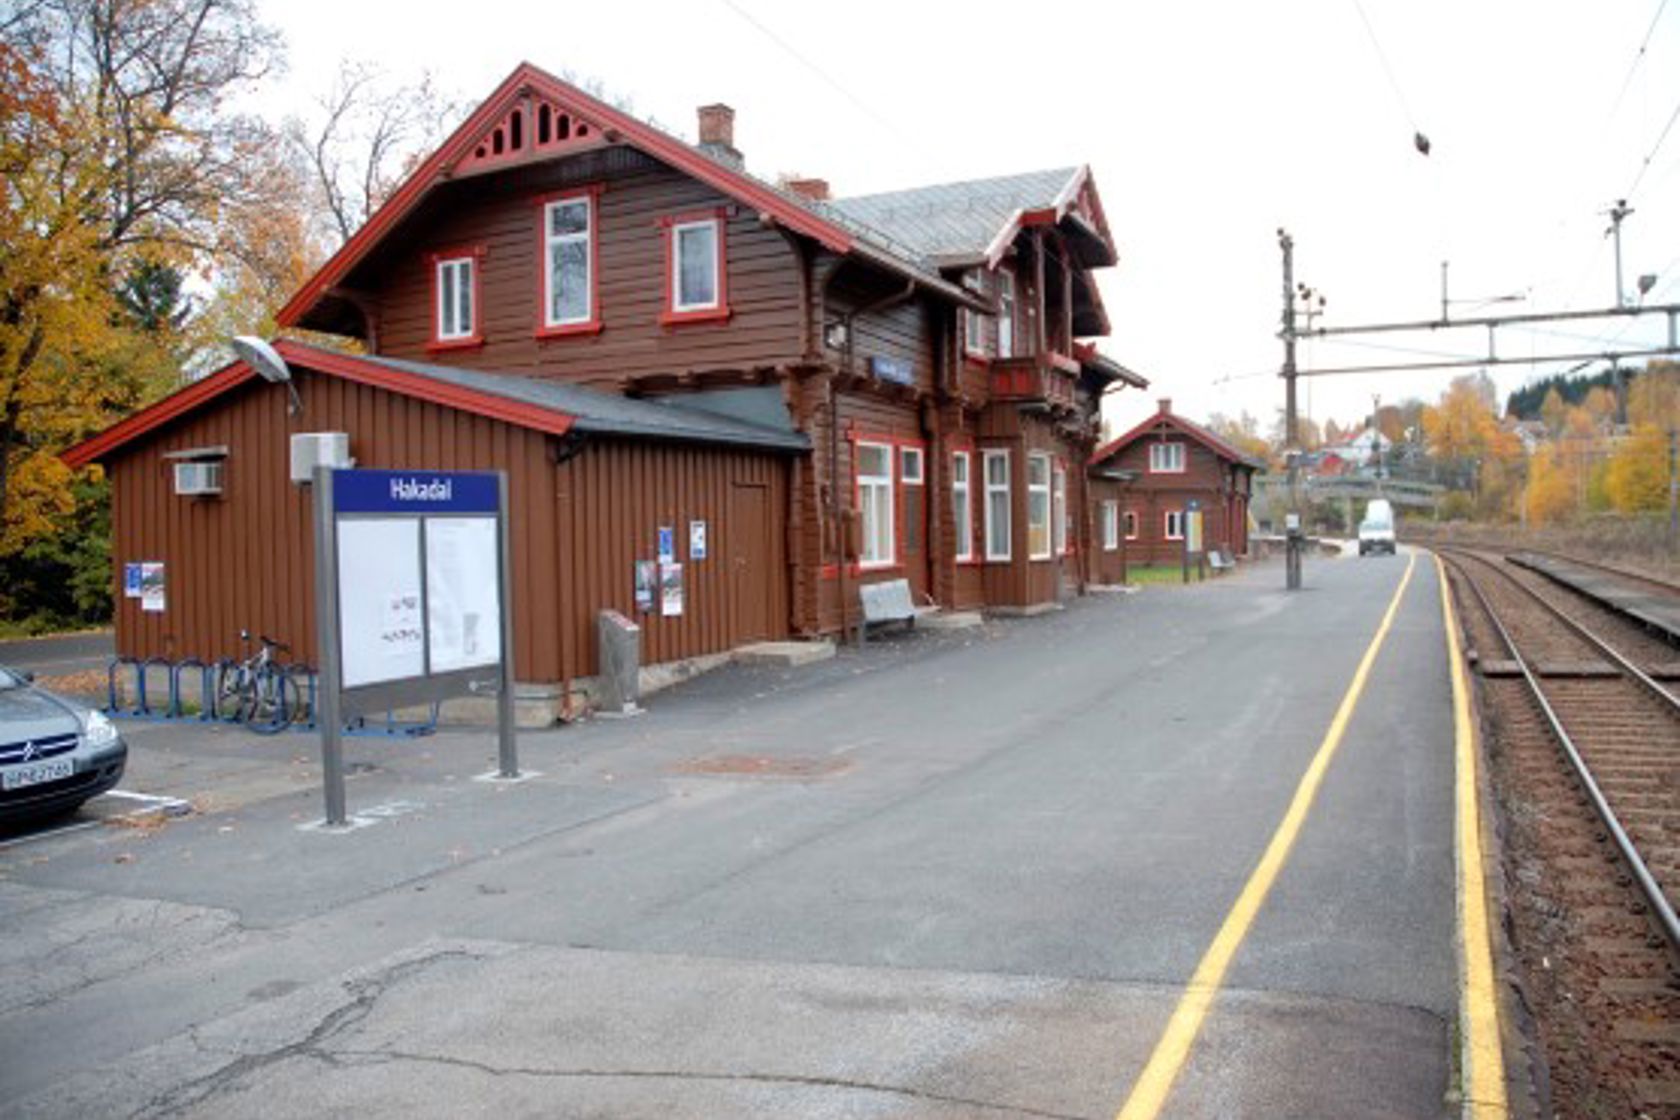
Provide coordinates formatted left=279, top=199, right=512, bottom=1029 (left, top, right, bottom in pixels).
left=214, top=631, right=302, bottom=735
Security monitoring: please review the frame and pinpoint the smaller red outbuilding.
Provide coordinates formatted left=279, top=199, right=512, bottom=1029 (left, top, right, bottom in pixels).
left=1088, top=399, right=1263, bottom=568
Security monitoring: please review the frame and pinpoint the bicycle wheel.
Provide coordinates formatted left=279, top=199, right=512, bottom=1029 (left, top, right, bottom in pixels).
left=211, top=663, right=249, bottom=723
left=245, top=668, right=294, bottom=735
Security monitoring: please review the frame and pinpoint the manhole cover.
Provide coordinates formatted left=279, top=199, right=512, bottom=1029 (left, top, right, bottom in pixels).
left=672, top=754, right=849, bottom=779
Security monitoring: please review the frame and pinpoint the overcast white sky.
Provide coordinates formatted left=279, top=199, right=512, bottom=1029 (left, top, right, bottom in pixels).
left=253, top=0, right=1680, bottom=437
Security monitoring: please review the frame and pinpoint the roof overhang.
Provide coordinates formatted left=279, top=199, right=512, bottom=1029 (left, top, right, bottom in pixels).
left=981, top=165, right=1119, bottom=270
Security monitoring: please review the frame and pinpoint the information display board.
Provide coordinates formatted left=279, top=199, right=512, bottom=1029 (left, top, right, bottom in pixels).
left=313, top=467, right=517, bottom=826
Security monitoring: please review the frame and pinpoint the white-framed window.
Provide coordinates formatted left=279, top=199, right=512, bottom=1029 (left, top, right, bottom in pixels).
left=900, top=446, right=924, bottom=484
left=1124, top=510, right=1139, bottom=540
left=983, top=449, right=1011, bottom=561
left=672, top=217, right=721, bottom=312
left=857, top=441, right=895, bottom=568
left=1102, top=501, right=1120, bottom=551
left=1027, top=452, right=1051, bottom=560
left=1149, top=442, right=1186, bottom=473
left=1165, top=509, right=1185, bottom=540
left=435, top=256, right=475, bottom=342
left=997, top=269, right=1017, bottom=358
left=952, top=451, right=974, bottom=562
left=1052, top=461, right=1068, bottom=556
left=963, top=270, right=986, bottom=355
left=542, top=194, right=594, bottom=329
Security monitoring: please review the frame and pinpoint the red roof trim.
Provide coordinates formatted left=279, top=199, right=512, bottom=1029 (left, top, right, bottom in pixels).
left=1089, top=409, right=1262, bottom=471
left=61, top=360, right=257, bottom=468
left=276, top=62, right=856, bottom=330
left=61, top=344, right=576, bottom=468
left=271, top=342, right=575, bottom=439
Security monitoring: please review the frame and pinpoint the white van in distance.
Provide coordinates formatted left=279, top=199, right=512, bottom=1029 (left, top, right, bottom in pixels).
left=1358, top=498, right=1397, bottom=556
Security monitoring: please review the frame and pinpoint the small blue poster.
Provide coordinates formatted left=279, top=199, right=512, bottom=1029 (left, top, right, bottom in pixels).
left=689, top=520, right=707, bottom=561
left=123, top=563, right=142, bottom=599
left=657, top=526, right=675, bottom=564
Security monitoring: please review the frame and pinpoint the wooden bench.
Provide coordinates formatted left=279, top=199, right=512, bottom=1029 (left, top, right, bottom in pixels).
left=858, top=578, right=916, bottom=642
left=1208, top=549, right=1235, bottom=573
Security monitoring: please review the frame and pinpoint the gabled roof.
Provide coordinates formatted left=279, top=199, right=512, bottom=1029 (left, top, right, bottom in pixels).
left=1090, top=407, right=1266, bottom=472
left=830, top=165, right=1116, bottom=270
left=277, top=62, right=984, bottom=334
left=62, top=341, right=809, bottom=468
left=1072, top=343, right=1149, bottom=389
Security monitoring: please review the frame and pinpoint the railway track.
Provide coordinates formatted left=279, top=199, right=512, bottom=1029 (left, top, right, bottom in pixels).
left=1439, top=546, right=1680, bottom=1116
left=1515, top=547, right=1680, bottom=601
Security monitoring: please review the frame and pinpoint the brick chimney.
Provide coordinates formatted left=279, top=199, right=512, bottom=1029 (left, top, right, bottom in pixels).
left=697, top=103, right=742, bottom=168
left=784, top=177, right=830, bottom=202
left=1158, top=397, right=1172, bottom=415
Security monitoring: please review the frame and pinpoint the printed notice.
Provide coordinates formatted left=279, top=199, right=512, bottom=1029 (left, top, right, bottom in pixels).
left=426, top=517, right=501, bottom=674
left=337, top=519, right=424, bottom=688
left=657, top=526, right=675, bottom=564
left=689, top=520, right=707, bottom=561
left=139, top=563, right=166, bottom=613
left=634, top=560, right=656, bottom=613
left=123, top=562, right=142, bottom=599
left=660, top=562, right=684, bottom=617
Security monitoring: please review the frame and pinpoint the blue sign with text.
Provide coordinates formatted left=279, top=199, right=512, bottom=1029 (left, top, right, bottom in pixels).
left=869, top=355, right=914, bottom=385
left=331, top=469, right=500, bottom=515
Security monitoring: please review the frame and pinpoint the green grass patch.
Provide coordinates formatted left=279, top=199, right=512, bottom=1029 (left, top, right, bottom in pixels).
left=1126, top=565, right=1202, bottom=585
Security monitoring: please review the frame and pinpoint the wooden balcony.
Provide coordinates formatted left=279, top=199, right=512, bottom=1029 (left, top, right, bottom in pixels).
left=989, top=355, right=1079, bottom=411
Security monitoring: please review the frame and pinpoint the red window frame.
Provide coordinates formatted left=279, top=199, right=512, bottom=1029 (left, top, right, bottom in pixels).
left=534, top=185, right=604, bottom=339
left=660, top=207, right=731, bottom=325
left=426, top=245, right=486, bottom=352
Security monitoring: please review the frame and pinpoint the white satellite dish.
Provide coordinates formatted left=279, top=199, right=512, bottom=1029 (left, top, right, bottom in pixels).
left=231, top=336, right=291, bottom=383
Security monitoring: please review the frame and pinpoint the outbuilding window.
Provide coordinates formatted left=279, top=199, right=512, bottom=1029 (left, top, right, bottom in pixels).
left=952, top=452, right=974, bottom=562
left=1102, top=501, right=1120, bottom=551
left=538, top=190, right=599, bottom=336
left=1124, top=509, right=1139, bottom=540
left=1149, top=442, right=1185, bottom=473
left=857, top=442, right=895, bottom=569
left=432, top=255, right=478, bottom=345
left=1027, top=453, right=1052, bottom=560
left=983, top=450, right=1011, bottom=561
left=661, top=210, right=729, bottom=324
left=1165, top=509, right=1185, bottom=541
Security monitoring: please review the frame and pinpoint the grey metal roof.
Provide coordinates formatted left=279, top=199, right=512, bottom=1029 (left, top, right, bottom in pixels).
left=348, top=351, right=810, bottom=453
left=826, top=168, right=1081, bottom=262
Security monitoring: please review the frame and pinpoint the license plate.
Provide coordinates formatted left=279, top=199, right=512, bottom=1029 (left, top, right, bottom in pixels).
left=3, top=757, right=74, bottom=791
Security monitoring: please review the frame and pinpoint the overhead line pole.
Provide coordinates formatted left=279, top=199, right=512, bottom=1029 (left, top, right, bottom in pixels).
left=1279, top=228, right=1303, bottom=591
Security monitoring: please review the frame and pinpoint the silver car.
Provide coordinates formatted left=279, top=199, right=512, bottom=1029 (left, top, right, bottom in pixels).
left=0, top=664, right=127, bottom=826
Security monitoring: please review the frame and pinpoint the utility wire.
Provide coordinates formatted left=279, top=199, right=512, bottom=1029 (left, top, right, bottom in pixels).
left=1626, top=92, right=1680, bottom=201
left=1349, top=0, right=1420, bottom=133
left=1606, top=0, right=1670, bottom=124
left=714, top=0, right=909, bottom=145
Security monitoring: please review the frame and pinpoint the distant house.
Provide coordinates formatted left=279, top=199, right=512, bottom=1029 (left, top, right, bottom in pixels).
left=1088, top=398, right=1262, bottom=567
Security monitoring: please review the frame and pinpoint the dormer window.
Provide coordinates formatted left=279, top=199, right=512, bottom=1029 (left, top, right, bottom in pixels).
left=661, top=209, right=729, bottom=324
left=428, top=248, right=483, bottom=350
left=1150, top=442, right=1186, bottom=473
left=537, top=188, right=601, bottom=337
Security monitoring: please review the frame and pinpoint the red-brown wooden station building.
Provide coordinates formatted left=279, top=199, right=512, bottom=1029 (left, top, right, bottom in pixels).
left=1087, top=398, right=1262, bottom=570
left=65, top=62, right=1150, bottom=719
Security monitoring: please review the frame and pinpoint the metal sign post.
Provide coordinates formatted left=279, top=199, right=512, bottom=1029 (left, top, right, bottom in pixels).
left=311, top=466, right=518, bottom=828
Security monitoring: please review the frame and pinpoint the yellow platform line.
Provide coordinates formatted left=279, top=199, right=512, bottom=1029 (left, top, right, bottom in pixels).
left=1437, top=553, right=1508, bottom=1118
left=1115, top=551, right=1416, bottom=1120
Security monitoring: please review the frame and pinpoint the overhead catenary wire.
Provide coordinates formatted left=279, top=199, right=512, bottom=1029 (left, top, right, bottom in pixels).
left=1606, top=0, right=1670, bottom=126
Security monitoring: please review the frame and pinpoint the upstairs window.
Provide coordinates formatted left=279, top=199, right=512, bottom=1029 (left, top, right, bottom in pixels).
left=997, top=269, right=1017, bottom=358
left=857, top=442, right=895, bottom=569
left=962, top=270, right=987, bottom=357
left=1150, top=442, right=1186, bottom=473
left=662, top=210, right=729, bottom=324
left=1027, top=452, right=1051, bottom=560
left=430, top=251, right=481, bottom=349
left=539, top=191, right=598, bottom=335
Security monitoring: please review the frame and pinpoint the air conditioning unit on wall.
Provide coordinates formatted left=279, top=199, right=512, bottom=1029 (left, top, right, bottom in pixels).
left=290, top=432, right=352, bottom=484
left=173, top=460, right=224, bottom=496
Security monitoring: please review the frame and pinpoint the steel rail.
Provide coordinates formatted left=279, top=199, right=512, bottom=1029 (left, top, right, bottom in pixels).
left=1440, top=549, right=1680, bottom=952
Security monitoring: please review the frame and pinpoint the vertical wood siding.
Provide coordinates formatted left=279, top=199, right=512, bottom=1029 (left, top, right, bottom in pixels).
left=106, top=368, right=790, bottom=684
